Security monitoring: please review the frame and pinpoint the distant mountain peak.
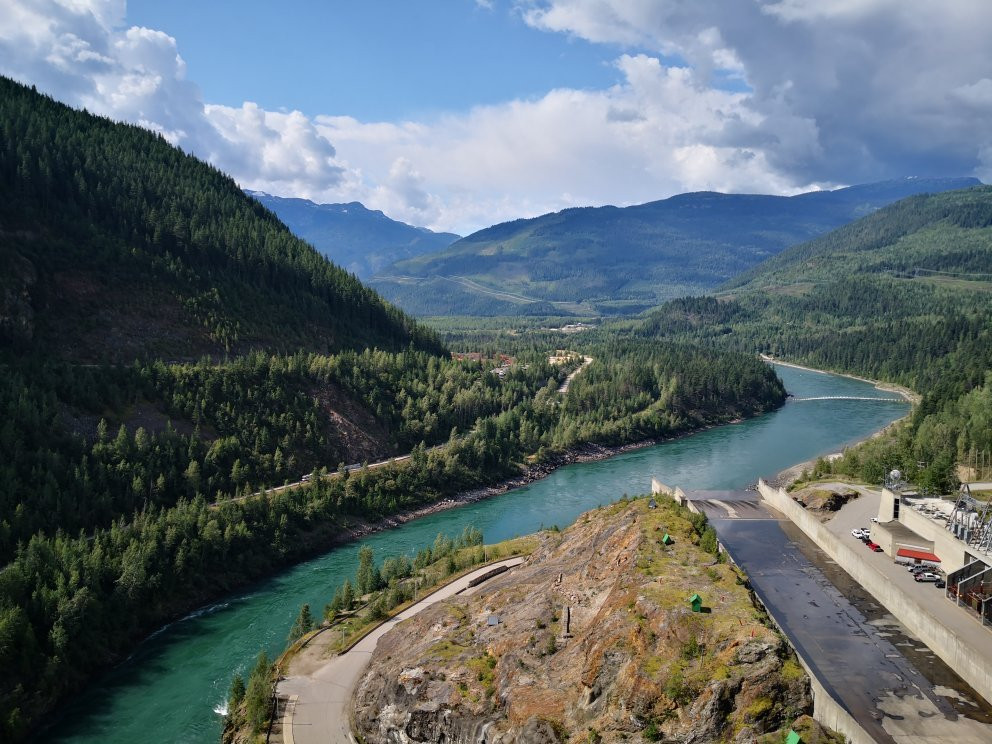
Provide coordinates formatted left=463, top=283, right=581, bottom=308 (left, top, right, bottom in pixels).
left=248, top=192, right=459, bottom=279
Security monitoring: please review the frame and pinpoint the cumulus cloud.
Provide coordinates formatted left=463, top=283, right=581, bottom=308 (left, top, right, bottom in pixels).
left=0, top=0, right=349, bottom=200
left=316, top=53, right=815, bottom=231
left=2, top=0, right=989, bottom=235
left=520, top=0, right=992, bottom=185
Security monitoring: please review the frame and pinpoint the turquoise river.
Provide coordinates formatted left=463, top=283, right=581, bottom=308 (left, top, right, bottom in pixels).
left=45, top=363, right=910, bottom=743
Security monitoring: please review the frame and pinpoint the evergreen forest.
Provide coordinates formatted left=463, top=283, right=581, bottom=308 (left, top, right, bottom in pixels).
left=0, top=77, right=786, bottom=740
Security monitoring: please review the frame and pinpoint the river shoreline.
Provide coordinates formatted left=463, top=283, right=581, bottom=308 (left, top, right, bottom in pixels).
left=760, top=356, right=917, bottom=489
left=760, top=354, right=920, bottom=403
left=341, top=438, right=663, bottom=538
left=48, top=361, right=916, bottom=744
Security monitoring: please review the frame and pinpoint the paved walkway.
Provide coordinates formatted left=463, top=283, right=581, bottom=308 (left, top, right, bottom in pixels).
left=277, top=558, right=525, bottom=744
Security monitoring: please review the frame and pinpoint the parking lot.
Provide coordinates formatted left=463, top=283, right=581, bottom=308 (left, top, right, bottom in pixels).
left=824, top=485, right=992, bottom=662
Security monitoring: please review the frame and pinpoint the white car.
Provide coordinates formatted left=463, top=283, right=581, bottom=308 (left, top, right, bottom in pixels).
left=851, top=528, right=868, bottom=539
left=870, top=517, right=880, bottom=523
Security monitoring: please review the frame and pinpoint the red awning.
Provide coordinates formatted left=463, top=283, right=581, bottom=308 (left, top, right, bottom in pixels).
left=896, top=548, right=941, bottom=562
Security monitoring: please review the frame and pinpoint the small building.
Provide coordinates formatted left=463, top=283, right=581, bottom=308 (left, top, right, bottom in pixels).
left=661, top=533, right=673, bottom=545
left=487, top=614, right=500, bottom=626
left=785, top=731, right=802, bottom=744
left=688, top=593, right=703, bottom=613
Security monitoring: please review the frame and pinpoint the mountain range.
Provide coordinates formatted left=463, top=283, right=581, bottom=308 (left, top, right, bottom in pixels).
left=368, top=176, right=981, bottom=316
left=247, top=192, right=460, bottom=279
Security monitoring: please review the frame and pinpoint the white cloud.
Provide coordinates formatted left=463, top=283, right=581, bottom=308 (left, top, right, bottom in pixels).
left=0, top=0, right=349, bottom=203
left=1, top=0, right=990, bottom=236
left=314, top=53, right=819, bottom=231
left=519, top=0, right=992, bottom=186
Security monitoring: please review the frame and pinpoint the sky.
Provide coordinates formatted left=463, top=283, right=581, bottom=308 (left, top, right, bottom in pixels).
left=1, top=0, right=991, bottom=235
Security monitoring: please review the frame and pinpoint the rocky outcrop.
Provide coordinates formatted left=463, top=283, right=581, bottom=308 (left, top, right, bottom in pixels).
left=353, top=498, right=813, bottom=743
left=791, top=487, right=859, bottom=518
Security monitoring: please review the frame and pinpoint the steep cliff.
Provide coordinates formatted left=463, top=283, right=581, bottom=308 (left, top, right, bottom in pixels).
left=353, top=497, right=838, bottom=743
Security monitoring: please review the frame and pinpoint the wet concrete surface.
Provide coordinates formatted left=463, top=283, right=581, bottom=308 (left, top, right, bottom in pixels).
left=686, top=490, right=777, bottom=521
left=781, top=520, right=992, bottom=725
left=708, top=511, right=992, bottom=743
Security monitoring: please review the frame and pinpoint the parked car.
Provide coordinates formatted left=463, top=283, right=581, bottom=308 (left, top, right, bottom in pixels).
left=852, top=528, right=868, bottom=538
left=870, top=517, right=880, bottom=523
left=935, top=580, right=946, bottom=588
left=908, top=564, right=929, bottom=573
left=859, top=534, right=871, bottom=542
left=866, top=542, right=883, bottom=552
left=915, top=572, right=941, bottom=582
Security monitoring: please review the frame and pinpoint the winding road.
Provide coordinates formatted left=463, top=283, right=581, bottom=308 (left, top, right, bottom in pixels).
left=276, top=557, right=525, bottom=744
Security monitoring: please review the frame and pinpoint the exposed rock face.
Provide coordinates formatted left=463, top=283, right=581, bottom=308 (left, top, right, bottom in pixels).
left=354, top=498, right=812, bottom=743
left=792, top=487, right=859, bottom=517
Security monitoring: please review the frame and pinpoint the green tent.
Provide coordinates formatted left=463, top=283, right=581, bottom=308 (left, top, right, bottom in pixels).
left=785, top=730, right=801, bottom=744
left=688, top=593, right=703, bottom=612
left=661, top=533, right=673, bottom=545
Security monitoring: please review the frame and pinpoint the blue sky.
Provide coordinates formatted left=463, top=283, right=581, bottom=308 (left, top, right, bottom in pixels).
left=126, top=1, right=629, bottom=121
left=2, top=1, right=991, bottom=233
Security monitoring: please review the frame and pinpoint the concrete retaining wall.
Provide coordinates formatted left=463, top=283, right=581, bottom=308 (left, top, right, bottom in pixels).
left=758, top=480, right=992, bottom=705
left=802, top=659, right=874, bottom=744
left=651, top=478, right=672, bottom=496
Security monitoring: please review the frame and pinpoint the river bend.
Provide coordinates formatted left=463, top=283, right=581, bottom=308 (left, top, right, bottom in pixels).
left=45, top=364, right=908, bottom=743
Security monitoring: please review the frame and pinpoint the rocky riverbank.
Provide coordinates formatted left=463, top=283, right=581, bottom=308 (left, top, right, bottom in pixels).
left=337, top=439, right=663, bottom=541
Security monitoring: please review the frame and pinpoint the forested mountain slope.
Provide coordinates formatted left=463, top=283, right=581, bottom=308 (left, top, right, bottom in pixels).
left=0, top=76, right=442, bottom=361
left=723, top=185, right=992, bottom=290
left=640, top=186, right=992, bottom=490
left=370, top=177, right=979, bottom=316
left=0, top=77, right=792, bottom=741
left=247, top=191, right=459, bottom=279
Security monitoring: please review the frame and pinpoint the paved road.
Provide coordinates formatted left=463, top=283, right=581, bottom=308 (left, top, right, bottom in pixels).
left=964, top=481, right=992, bottom=491
left=277, top=557, right=525, bottom=744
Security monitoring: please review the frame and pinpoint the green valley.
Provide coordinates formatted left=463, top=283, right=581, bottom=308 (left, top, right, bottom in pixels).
left=0, top=77, right=786, bottom=741
left=370, top=177, right=979, bottom=316
left=638, top=186, right=992, bottom=491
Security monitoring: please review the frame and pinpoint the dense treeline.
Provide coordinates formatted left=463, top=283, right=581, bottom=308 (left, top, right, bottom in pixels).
left=0, top=74, right=791, bottom=741
left=552, top=342, right=784, bottom=449
left=0, top=75, right=442, bottom=358
left=0, top=350, right=559, bottom=565
left=640, top=187, right=992, bottom=490
left=0, top=341, right=783, bottom=739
